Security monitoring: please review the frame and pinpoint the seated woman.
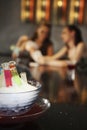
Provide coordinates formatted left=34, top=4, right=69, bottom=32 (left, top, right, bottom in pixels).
left=28, top=25, right=85, bottom=66
left=12, top=22, right=54, bottom=62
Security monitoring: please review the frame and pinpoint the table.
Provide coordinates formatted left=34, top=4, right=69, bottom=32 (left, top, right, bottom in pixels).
left=1, top=65, right=87, bottom=130
left=29, top=66, right=87, bottom=130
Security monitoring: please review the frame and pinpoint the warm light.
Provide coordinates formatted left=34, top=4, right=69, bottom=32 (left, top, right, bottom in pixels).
left=57, top=0, right=63, bottom=7
left=26, top=0, right=29, bottom=6
left=37, top=10, right=42, bottom=18
left=41, top=11, right=45, bottom=18
left=25, top=11, right=29, bottom=18
left=69, top=12, right=74, bottom=19
left=42, top=0, right=46, bottom=6
left=74, top=12, right=78, bottom=18
left=75, top=1, right=79, bottom=7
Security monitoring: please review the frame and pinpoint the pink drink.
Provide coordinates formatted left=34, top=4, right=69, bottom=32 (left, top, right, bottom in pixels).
left=1, top=62, right=12, bottom=87
left=4, top=70, right=12, bottom=87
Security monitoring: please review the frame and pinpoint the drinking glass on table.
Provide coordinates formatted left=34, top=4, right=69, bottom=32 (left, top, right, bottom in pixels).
left=67, top=61, right=76, bottom=81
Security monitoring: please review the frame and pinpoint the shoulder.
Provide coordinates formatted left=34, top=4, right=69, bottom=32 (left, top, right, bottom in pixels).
left=77, top=42, right=85, bottom=49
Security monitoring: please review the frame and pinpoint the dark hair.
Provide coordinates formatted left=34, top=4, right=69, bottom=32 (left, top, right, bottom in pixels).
left=66, top=25, right=83, bottom=46
left=31, top=21, right=52, bottom=55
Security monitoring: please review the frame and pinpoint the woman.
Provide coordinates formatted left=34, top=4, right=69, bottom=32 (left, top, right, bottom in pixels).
left=33, top=25, right=86, bottom=66
left=12, top=22, right=54, bottom=61
left=30, top=22, right=53, bottom=56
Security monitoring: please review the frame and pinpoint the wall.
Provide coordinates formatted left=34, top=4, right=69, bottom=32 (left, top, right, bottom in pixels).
left=0, top=0, right=87, bottom=54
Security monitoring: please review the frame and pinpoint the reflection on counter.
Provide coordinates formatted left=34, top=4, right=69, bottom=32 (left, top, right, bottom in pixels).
left=29, top=66, right=87, bottom=104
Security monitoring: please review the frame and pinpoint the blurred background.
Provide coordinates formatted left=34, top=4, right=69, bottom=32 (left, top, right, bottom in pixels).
left=0, top=0, right=87, bottom=54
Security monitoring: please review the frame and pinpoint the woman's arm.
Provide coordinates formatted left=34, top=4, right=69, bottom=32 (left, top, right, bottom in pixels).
left=43, top=46, right=67, bottom=61
left=46, top=60, right=68, bottom=67
left=46, top=43, right=85, bottom=67
left=25, top=45, right=69, bottom=66
left=16, top=35, right=29, bottom=47
left=25, top=41, right=71, bottom=66
left=51, top=46, right=68, bottom=60
left=27, top=47, right=68, bottom=66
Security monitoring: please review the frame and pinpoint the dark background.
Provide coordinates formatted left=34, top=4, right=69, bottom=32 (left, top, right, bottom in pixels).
left=0, top=0, right=87, bottom=54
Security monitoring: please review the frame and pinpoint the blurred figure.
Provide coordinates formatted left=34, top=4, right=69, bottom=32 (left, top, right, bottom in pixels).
left=38, top=25, right=86, bottom=66
left=46, top=25, right=86, bottom=66
left=30, top=22, right=53, bottom=56
left=25, top=25, right=86, bottom=66
left=12, top=24, right=86, bottom=66
left=51, top=25, right=85, bottom=61
left=12, top=21, right=53, bottom=63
